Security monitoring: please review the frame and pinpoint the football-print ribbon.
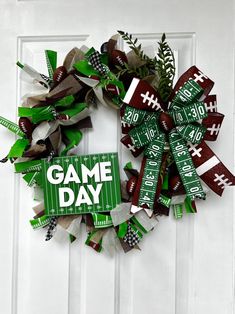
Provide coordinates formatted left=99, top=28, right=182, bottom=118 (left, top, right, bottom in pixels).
left=120, top=66, right=235, bottom=216
left=187, top=141, right=235, bottom=196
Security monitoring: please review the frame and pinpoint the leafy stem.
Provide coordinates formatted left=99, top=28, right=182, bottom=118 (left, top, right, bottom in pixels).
left=155, top=33, right=176, bottom=102
left=117, top=30, right=157, bottom=69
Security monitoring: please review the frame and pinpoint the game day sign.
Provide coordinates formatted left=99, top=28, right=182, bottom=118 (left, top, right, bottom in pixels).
left=41, top=153, right=121, bottom=216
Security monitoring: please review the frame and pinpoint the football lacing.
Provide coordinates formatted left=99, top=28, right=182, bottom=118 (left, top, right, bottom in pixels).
left=129, top=181, right=135, bottom=192
left=116, top=56, right=124, bottom=66
left=162, top=120, right=168, bottom=130
left=56, top=71, right=63, bottom=81
left=20, top=122, right=27, bottom=133
left=173, top=181, right=181, bottom=191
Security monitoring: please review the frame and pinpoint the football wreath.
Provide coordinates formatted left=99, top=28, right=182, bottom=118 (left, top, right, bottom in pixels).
left=0, top=31, right=234, bottom=254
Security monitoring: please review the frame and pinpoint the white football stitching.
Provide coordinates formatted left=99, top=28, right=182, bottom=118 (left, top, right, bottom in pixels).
left=19, top=122, right=27, bottom=133
left=116, top=55, right=124, bottom=66
left=161, top=120, right=168, bottom=131
left=173, top=181, right=181, bottom=191
left=56, top=71, right=63, bottom=81
left=129, top=181, right=136, bottom=193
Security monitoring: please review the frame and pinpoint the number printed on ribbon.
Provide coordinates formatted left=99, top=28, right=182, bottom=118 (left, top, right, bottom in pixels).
left=171, top=102, right=208, bottom=125
left=129, top=119, right=160, bottom=148
left=176, top=124, right=206, bottom=144
left=144, top=133, right=165, bottom=160
left=138, top=159, right=161, bottom=210
left=169, top=131, right=205, bottom=200
left=170, top=80, right=204, bottom=110
left=122, top=106, right=147, bottom=126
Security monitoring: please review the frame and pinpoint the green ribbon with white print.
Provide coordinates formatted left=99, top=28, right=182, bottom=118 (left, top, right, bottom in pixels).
left=169, top=131, right=205, bottom=200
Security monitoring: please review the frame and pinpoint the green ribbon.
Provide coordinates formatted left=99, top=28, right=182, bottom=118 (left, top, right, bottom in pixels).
left=184, top=197, right=196, bottom=213
left=85, top=230, right=103, bottom=252
left=30, top=215, right=50, bottom=230
left=0, top=116, right=25, bottom=137
left=18, top=102, right=87, bottom=124
left=18, top=106, right=55, bottom=124
left=122, top=108, right=165, bottom=212
left=74, top=48, right=126, bottom=105
left=61, top=128, right=82, bottom=156
left=69, top=234, right=77, bottom=243
left=8, top=138, right=29, bottom=158
left=158, top=194, right=171, bottom=208
left=45, top=50, right=57, bottom=79
left=92, top=213, right=113, bottom=228
left=117, top=222, right=128, bottom=238
left=169, top=131, right=205, bottom=200
left=171, top=102, right=207, bottom=125
left=176, top=123, right=206, bottom=144
left=170, top=79, right=204, bottom=110
left=172, top=204, right=183, bottom=219
left=138, top=158, right=161, bottom=209
left=123, top=106, right=147, bottom=125
left=54, top=95, right=75, bottom=108
left=144, top=133, right=166, bottom=159
left=15, top=160, right=42, bottom=173
left=23, top=171, right=42, bottom=187
left=162, top=172, right=169, bottom=190
left=129, top=118, right=160, bottom=147
left=74, top=59, right=99, bottom=77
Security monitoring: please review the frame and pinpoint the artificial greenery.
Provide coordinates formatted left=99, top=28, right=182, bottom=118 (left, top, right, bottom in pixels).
left=118, top=30, right=157, bottom=67
left=155, top=33, right=175, bottom=102
left=117, top=30, right=157, bottom=79
left=115, top=62, right=150, bottom=80
left=117, top=31, right=175, bottom=102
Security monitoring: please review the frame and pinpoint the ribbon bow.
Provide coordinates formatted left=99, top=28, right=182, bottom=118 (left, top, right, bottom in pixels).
left=121, top=66, right=235, bottom=217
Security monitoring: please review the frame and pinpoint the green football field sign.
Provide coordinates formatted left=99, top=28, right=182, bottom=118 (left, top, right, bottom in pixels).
left=41, top=153, right=121, bottom=216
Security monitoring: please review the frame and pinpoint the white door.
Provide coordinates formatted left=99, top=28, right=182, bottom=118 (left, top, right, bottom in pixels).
left=1, top=1, right=234, bottom=314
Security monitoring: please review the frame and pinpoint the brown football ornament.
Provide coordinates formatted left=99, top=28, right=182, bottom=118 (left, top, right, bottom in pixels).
left=159, top=112, right=174, bottom=133
left=110, top=50, right=128, bottom=67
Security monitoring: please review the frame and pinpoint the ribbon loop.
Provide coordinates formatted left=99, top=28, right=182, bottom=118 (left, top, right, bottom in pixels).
left=170, top=79, right=204, bottom=110
left=86, top=48, right=109, bottom=77
left=122, top=106, right=148, bottom=126
left=129, top=118, right=160, bottom=148
left=203, top=94, right=217, bottom=113
left=123, top=78, right=164, bottom=111
left=120, top=134, right=144, bottom=157
left=176, top=124, right=206, bottom=144
left=202, top=112, right=224, bottom=141
left=171, top=102, right=208, bottom=125
left=172, top=66, right=214, bottom=100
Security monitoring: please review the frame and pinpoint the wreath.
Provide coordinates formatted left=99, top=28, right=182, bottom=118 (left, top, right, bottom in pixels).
left=0, top=31, right=234, bottom=254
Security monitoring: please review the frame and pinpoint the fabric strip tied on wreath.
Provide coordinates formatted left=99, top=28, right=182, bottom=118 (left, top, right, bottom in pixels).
left=73, top=47, right=125, bottom=108
left=121, top=66, right=235, bottom=217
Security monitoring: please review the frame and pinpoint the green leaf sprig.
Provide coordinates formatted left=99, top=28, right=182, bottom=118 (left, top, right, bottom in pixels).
left=155, top=33, right=175, bottom=102
left=117, top=31, right=175, bottom=103
left=117, top=30, right=157, bottom=79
